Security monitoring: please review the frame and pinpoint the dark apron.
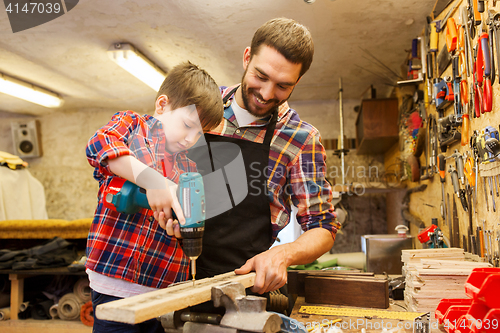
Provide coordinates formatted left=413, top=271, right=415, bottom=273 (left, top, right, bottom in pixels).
left=188, top=87, right=277, bottom=279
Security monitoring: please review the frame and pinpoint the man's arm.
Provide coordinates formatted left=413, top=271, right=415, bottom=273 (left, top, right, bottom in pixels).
left=236, top=124, right=338, bottom=294
left=235, top=228, right=333, bottom=294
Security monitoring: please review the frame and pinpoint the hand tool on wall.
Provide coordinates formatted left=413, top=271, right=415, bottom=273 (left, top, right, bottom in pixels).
left=446, top=18, right=458, bottom=53
left=452, top=56, right=462, bottom=116
left=437, top=3, right=460, bottom=33
left=418, top=223, right=447, bottom=248
left=482, top=221, right=490, bottom=263
left=430, top=20, right=439, bottom=81
left=437, top=114, right=462, bottom=152
left=496, top=230, right=500, bottom=267
left=439, top=154, right=448, bottom=224
left=460, top=6, right=473, bottom=77
left=477, top=227, right=483, bottom=257
left=464, top=152, right=477, bottom=214
left=427, top=114, right=439, bottom=177
left=483, top=177, right=490, bottom=211
left=488, top=176, right=497, bottom=212
left=435, top=76, right=455, bottom=110
left=470, top=131, right=481, bottom=208
left=473, top=45, right=484, bottom=117
left=488, top=230, right=494, bottom=265
left=438, top=44, right=453, bottom=77
left=450, top=149, right=466, bottom=185
left=447, top=193, right=452, bottom=241
left=484, top=126, right=500, bottom=161
left=465, top=174, right=474, bottom=252
left=452, top=198, right=461, bottom=248
left=103, top=173, right=206, bottom=285
left=479, top=33, right=493, bottom=112
left=485, top=134, right=500, bottom=160
left=461, top=113, right=470, bottom=146
left=448, top=163, right=469, bottom=212
left=466, top=0, right=479, bottom=44
left=491, top=11, right=500, bottom=85
left=487, top=10, right=497, bottom=84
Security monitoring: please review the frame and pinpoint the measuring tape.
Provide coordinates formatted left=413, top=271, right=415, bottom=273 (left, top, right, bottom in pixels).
left=299, top=306, right=426, bottom=321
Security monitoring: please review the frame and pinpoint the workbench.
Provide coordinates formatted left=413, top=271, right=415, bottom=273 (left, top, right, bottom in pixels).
left=0, top=266, right=86, bottom=320
left=289, top=297, right=444, bottom=333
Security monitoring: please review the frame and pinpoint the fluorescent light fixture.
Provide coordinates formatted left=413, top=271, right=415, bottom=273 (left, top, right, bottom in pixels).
left=0, top=73, right=63, bottom=108
left=107, top=43, right=166, bottom=91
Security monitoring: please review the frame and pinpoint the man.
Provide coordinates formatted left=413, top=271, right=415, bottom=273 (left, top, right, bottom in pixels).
left=166, top=17, right=339, bottom=294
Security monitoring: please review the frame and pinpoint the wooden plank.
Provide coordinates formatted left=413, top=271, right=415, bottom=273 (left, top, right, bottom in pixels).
left=419, top=259, right=492, bottom=268
left=304, top=276, right=389, bottom=309
left=96, top=272, right=255, bottom=324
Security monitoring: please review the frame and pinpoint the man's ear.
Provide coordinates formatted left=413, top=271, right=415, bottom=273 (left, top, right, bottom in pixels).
left=155, top=95, right=169, bottom=115
left=243, top=47, right=251, bottom=70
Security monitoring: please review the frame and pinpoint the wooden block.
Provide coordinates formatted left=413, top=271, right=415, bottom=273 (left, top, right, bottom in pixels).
left=304, top=276, right=389, bottom=309
left=96, top=272, right=255, bottom=324
left=287, top=270, right=374, bottom=297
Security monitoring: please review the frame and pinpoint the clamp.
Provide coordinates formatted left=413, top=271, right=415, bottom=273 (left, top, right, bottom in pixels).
left=159, top=282, right=288, bottom=333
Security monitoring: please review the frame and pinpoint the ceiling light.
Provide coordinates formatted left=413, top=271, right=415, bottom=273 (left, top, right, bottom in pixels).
left=107, top=43, right=166, bottom=91
left=0, top=72, right=63, bottom=108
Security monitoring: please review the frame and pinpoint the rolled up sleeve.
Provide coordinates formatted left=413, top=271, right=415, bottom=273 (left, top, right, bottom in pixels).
left=291, top=133, right=339, bottom=240
left=86, top=111, right=138, bottom=179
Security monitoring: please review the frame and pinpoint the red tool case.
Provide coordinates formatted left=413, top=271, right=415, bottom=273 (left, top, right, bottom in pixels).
left=435, top=267, right=500, bottom=333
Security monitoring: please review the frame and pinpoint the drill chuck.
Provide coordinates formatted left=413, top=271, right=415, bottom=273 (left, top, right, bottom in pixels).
left=181, top=236, right=203, bottom=259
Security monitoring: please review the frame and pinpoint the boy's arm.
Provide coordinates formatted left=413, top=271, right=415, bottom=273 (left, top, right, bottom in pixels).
left=108, top=155, right=185, bottom=225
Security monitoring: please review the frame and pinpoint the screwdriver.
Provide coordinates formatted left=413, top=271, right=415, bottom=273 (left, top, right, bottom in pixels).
left=439, top=154, right=447, bottom=224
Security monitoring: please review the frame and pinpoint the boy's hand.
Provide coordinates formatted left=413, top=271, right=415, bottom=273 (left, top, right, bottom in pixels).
left=148, top=179, right=185, bottom=234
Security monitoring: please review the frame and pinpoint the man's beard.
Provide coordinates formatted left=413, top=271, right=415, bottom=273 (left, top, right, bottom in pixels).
left=240, top=71, right=290, bottom=118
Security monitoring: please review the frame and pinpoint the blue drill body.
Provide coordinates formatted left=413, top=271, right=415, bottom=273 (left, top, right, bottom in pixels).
left=104, top=172, right=205, bottom=280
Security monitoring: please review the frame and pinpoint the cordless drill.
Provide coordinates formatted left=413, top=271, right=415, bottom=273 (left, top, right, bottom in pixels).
left=103, top=172, right=205, bottom=285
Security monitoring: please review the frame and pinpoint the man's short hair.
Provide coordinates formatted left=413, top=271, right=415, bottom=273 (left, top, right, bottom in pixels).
left=156, top=61, right=223, bottom=131
left=250, top=18, right=314, bottom=78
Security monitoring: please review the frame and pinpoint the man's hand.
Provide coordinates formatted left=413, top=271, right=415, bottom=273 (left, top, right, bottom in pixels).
left=234, top=245, right=290, bottom=294
left=234, top=228, right=335, bottom=294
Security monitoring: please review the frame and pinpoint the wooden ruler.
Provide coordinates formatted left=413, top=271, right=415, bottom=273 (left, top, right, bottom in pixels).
left=299, top=305, right=426, bottom=321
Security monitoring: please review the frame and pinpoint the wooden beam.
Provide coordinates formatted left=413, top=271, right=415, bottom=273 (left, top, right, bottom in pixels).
left=287, top=270, right=375, bottom=297
left=96, top=272, right=256, bottom=324
left=304, top=275, right=389, bottom=309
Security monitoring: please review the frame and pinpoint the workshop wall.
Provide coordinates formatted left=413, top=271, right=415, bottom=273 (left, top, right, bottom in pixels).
left=390, top=0, right=500, bottom=259
left=0, top=109, right=115, bottom=220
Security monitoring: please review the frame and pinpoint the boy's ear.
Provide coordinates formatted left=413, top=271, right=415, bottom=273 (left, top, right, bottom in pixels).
left=155, top=95, right=170, bottom=115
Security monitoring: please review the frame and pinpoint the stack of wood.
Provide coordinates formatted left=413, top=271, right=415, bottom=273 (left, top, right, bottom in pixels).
left=401, top=248, right=492, bottom=314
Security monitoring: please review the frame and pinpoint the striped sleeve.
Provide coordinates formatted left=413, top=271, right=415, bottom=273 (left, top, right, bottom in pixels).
left=290, top=131, right=339, bottom=239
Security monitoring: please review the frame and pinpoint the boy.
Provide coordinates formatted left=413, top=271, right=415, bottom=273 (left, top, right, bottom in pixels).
left=85, top=61, right=223, bottom=332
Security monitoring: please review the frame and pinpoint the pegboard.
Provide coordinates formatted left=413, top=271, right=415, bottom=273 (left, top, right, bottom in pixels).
left=388, top=0, right=500, bottom=264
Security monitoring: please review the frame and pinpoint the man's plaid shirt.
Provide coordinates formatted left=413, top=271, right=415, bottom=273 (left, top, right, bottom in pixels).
left=212, top=86, right=339, bottom=241
left=85, top=110, right=196, bottom=288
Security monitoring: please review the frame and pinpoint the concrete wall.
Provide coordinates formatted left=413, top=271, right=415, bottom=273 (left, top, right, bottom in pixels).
left=0, top=109, right=116, bottom=220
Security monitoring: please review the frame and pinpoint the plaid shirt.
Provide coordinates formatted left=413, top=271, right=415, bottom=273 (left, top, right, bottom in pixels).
left=211, top=86, right=339, bottom=240
left=85, top=110, right=196, bottom=288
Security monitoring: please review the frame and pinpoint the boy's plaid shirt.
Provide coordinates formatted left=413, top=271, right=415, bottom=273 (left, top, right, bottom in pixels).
left=85, top=110, right=196, bottom=288
left=211, top=86, right=339, bottom=241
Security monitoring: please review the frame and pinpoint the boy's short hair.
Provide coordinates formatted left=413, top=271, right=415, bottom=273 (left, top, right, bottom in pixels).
left=250, top=18, right=314, bottom=78
left=156, top=61, right=223, bottom=131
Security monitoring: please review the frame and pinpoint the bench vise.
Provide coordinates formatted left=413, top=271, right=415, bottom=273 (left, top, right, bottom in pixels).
left=159, top=281, right=291, bottom=333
